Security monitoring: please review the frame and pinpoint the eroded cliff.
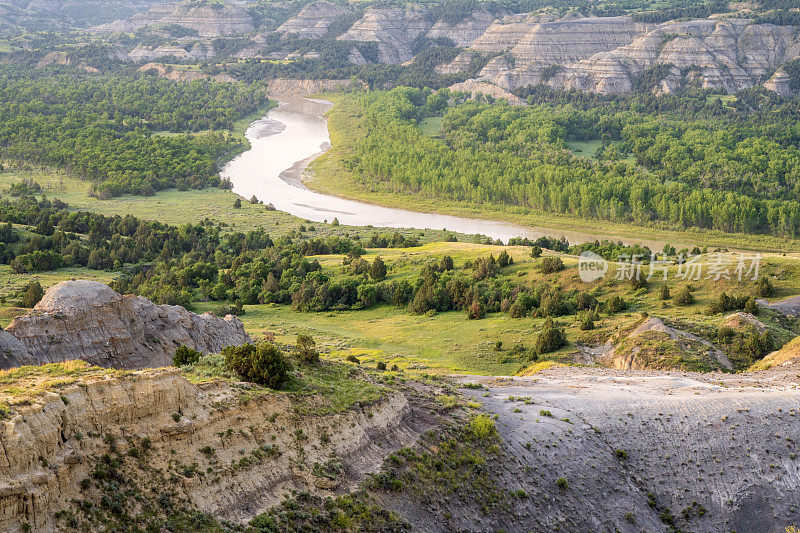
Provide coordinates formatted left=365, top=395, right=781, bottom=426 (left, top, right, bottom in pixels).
left=0, top=281, right=249, bottom=370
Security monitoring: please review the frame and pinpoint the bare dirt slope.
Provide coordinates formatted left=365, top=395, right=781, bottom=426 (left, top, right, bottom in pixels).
left=459, top=366, right=800, bottom=532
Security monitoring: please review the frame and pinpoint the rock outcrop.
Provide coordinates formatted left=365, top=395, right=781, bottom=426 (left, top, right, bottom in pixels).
left=337, top=5, right=432, bottom=64
left=0, top=367, right=420, bottom=531
left=468, top=16, right=800, bottom=94
left=88, top=2, right=254, bottom=37
left=265, top=77, right=365, bottom=95
left=600, top=316, right=731, bottom=371
left=0, top=281, right=250, bottom=370
left=276, top=0, right=350, bottom=38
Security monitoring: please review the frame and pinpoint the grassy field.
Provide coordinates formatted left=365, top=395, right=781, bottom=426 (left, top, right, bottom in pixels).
left=565, top=139, right=603, bottom=158
left=418, top=116, right=444, bottom=137
left=196, top=241, right=800, bottom=376
left=0, top=169, right=470, bottom=243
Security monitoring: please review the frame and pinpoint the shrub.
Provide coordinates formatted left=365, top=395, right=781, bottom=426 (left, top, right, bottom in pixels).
left=469, top=415, right=498, bottom=440
left=556, top=477, right=568, bottom=490
left=756, top=275, right=774, bottom=298
left=531, top=246, right=542, bottom=258
left=605, top=295, right=628, bottom=314
left=539, top=256, right=564, bottom=274
left=673, top=286, right=695, bottom=306
left=705, top=292, right=747, bottom=315
left=658, top=284, right=670, bottom=300
left=497, top=250, right=513, bottom=268
left=467, top=300, right=485, bottom=319
left=346, top=355, right=361, bottom=364
left=19, top=281, right=44, bottom=308
left=370, top=257, right=387, bottom=281
left=534, top=318, right=567, bottom=354
left=376, top=361, right=387, bottom=371
left=233, top=198, right=242, bottom=208
left=223, top=343, right=291, bottom=389
left=296, top=334, right=319, bottom=365
left=173, top=345, right=202, bottom=367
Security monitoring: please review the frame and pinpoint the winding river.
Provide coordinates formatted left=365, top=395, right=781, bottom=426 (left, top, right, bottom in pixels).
left=222, top=97, right=674, bottom=249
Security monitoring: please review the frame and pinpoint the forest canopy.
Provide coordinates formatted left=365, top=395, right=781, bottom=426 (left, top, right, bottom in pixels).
left=328, top=87, right=800, bottom=237
left=0, top=68, right=270, bottom=197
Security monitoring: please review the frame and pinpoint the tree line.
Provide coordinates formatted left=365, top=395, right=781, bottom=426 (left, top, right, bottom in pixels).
left=328, top=87, right=800, bottom=237
left=0, top=68, right=269, bottom=197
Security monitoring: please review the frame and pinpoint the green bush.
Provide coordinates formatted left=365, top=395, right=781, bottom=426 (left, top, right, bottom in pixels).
left=534, top=318, right=568, bottom=354
left=469, top=414, right=498, bottom=440
left=756, top=275, right=774, bottom=298
left=223, top=343, right=291, bottom=389
left=19, top=281, right=44, bottom=308
left=673, top=286, right=695, bottom=306
left=296, top=334, right=319, bottom=365
left=173, top=345, right=202, bottom=367
left=539, top=256, right=564, bottom=274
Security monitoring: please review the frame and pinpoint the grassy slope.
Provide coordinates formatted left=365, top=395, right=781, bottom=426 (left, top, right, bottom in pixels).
left=207, top=242, right=800, bottom=376
left=307, top=94, right=800, bottom=254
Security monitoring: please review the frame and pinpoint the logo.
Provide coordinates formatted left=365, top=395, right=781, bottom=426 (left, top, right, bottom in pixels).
left=578, top=251, right=608, bottom=282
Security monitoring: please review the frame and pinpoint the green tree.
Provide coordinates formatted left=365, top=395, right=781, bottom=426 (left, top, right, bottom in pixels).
left=370, top=257, right=387, bottom=281
left=296, top=334, right=319, bottom=365
left=223, top=343, right=291, bottom=389
left=173, top=345, right=202, bottom=367
left=19, top=281, right=44, bottom=308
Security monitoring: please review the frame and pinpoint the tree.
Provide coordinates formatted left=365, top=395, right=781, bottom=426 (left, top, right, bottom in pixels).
left=370, top=257, right=387, bottom=281
left=756, top=275, right=774, bottom=298
left=531, top=246, right=542, bottom=258
left=20, top=281, right=44, bottom=308
left=673, top=286, right=695, bottom=306
left=233, top=198, right=242, bottom=209
left=534, top=318, right=568, bottom=354
left=497, top=250, right=513, bottom=268
left=173, top=344, right=202, bottom=367
left=539, top=257, right=564, bottom=274
left=467, top=300, right=485, bottom=319
left=658, top=284, right=670, bottom=300
left=296, top=334, right=319, bottom=365
left=223, top=343, right=291, bottom=389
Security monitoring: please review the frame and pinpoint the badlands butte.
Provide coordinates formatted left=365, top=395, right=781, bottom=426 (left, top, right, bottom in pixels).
left=74, top=0, right=800, bottom=97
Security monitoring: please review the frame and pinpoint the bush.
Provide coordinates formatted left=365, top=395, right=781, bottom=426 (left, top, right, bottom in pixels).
left=673, top=286, right=695, bottom=306
left=19, top=281, right=44, bottom=308
left=376, top=361, right=387, bottom=371
left=223, top=343, right=291, bottom=389
left=346, top=355, right=360, bottom=364
left=556, top=477, right=568, bottom=490
left=756, top=275, right=774, bottom=298
left=531, top=245, right=542, bottom=258
left=467, top=300, right=485, bottom=319
left=469, top=415, right=498, bottom=440
left=296, top=334, right=319, bottom=365
left=173, top=345, right=202, bottom=367
left=705, top=292, right=747, bottom=315
left=497, top=250, right=513, bottom=268
left=605, top=295, right=628, bottom=314
left=534, top=318, right=568, bottom=354
left=539, top=256, right=564, bottom=274
left=370, top=257, right=387, bottom=281
left=658, top=284, right=670, bottom=300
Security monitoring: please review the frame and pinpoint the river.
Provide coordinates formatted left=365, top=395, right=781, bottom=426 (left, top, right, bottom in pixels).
left=221, top=96, right=677, bottom=250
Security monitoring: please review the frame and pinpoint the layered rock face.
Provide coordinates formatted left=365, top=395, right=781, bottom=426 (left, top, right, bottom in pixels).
left=337, top=5, right=432, bottom=63
left=469, top=16, right=800, bottom=94
left=0, top=369, right=419, bottom=531
left=89, top=2, right=254, bottom=37
left=0, top=281, right=250, bottom=370
left=276, top=0, right=349, bottom=38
